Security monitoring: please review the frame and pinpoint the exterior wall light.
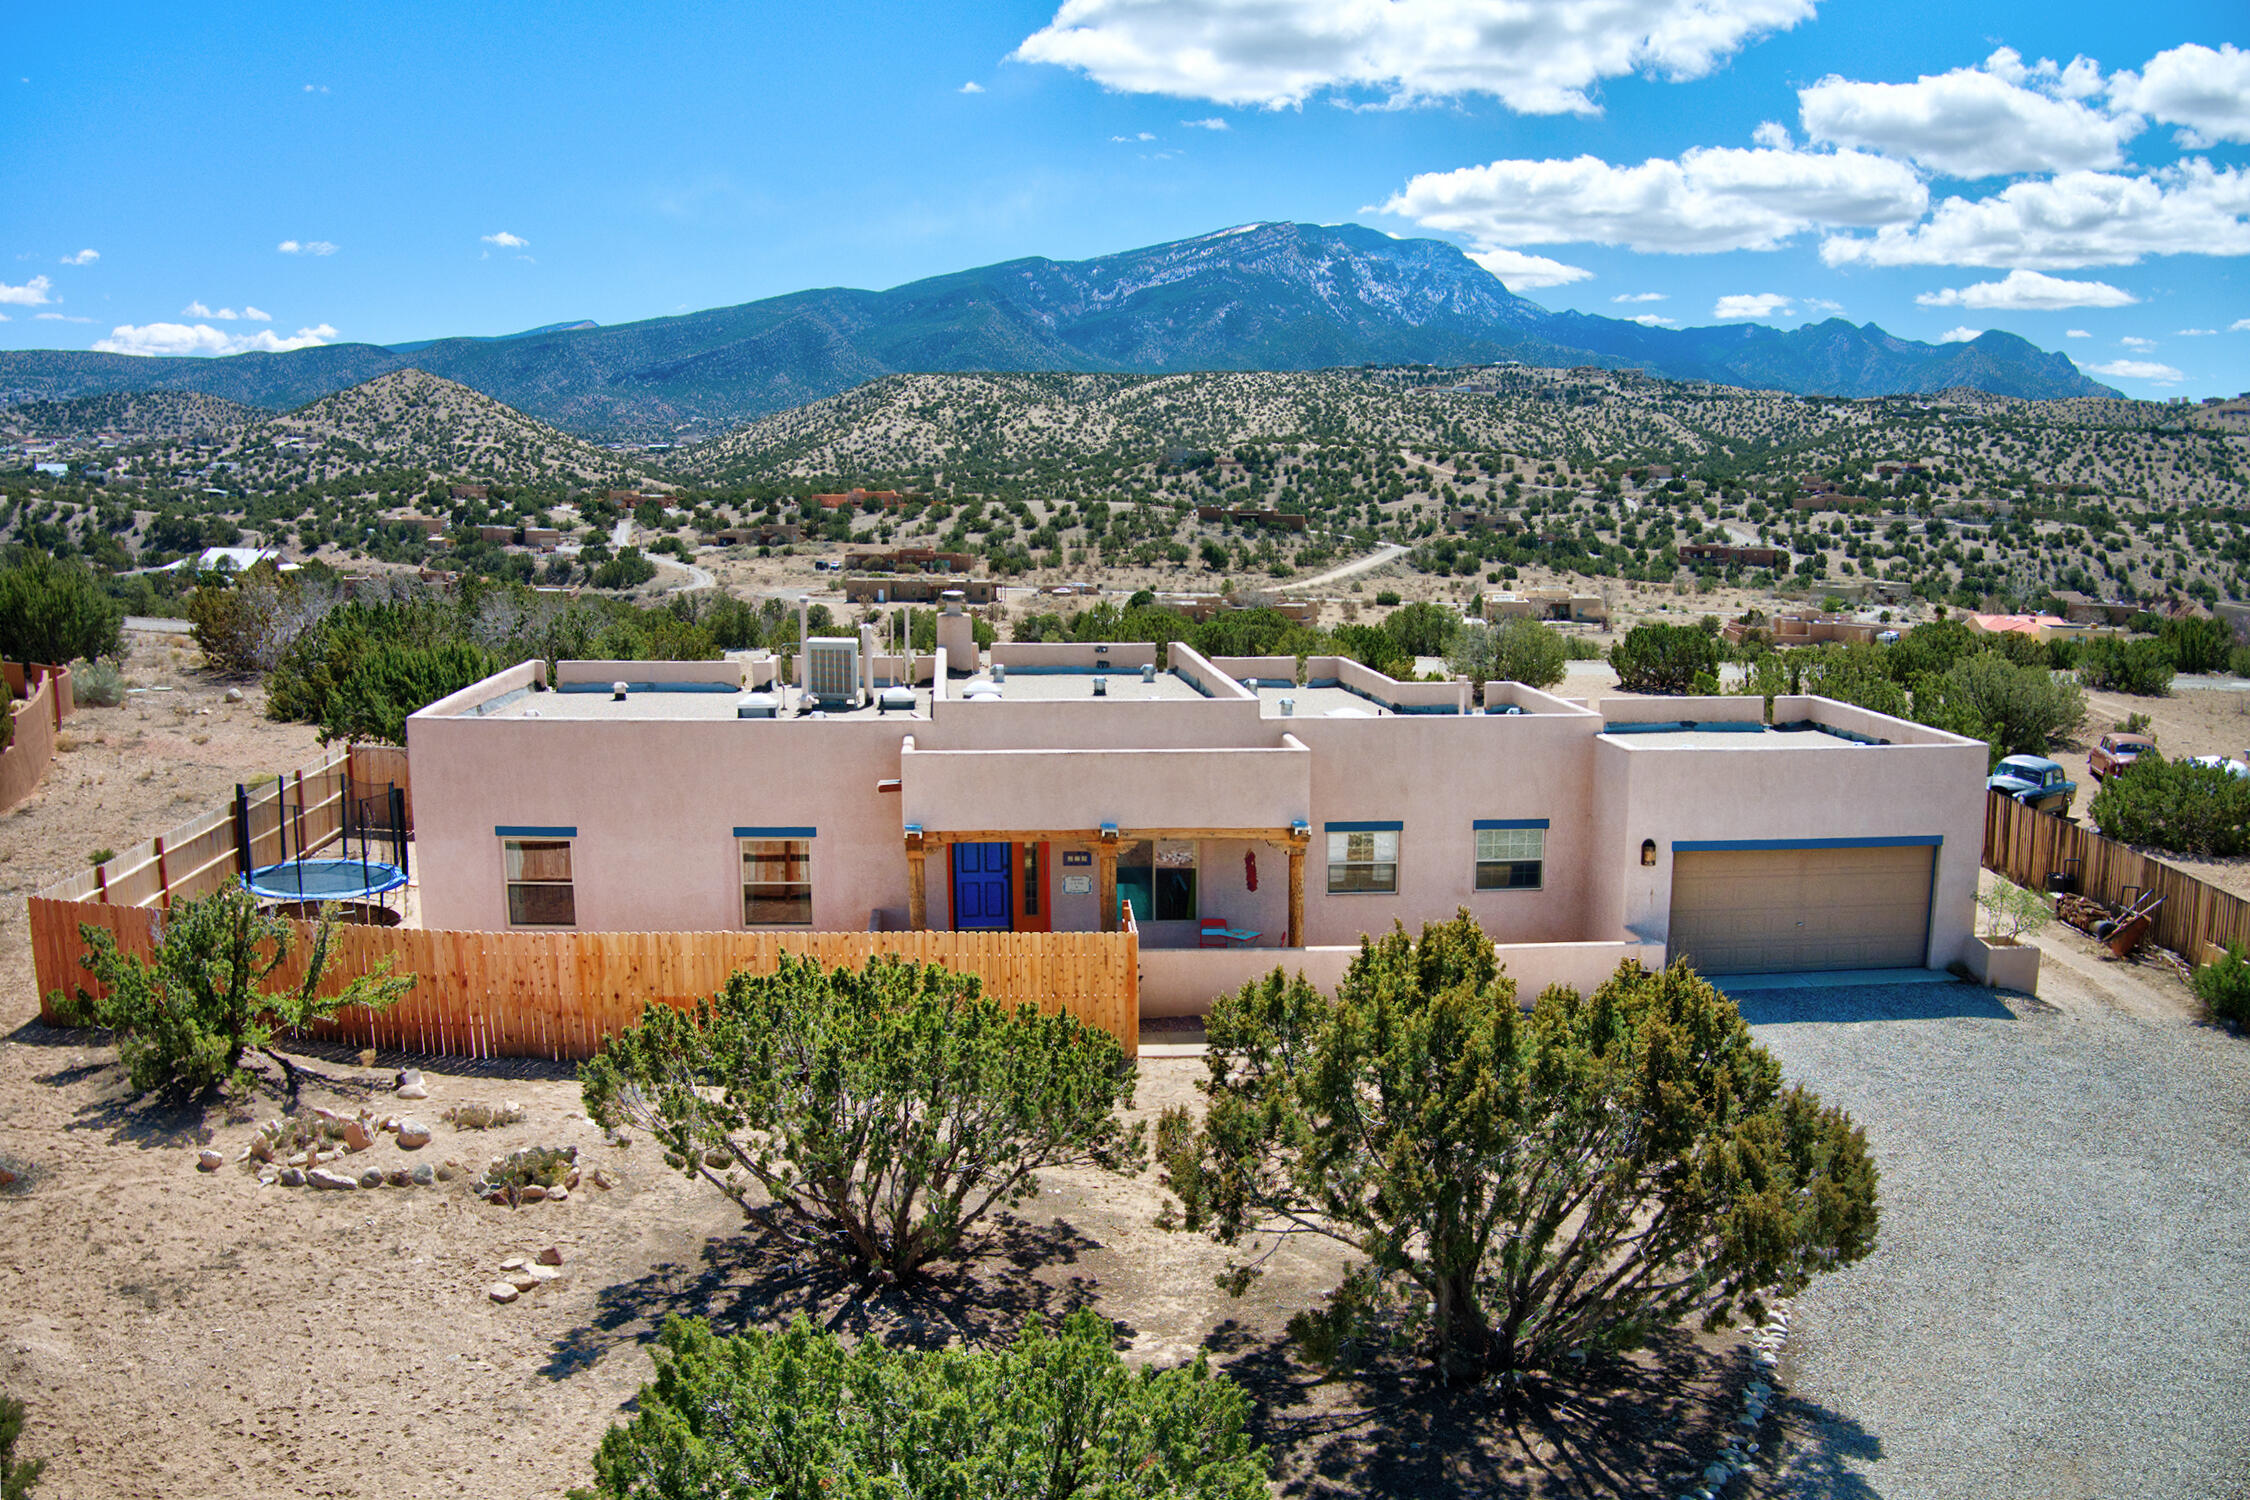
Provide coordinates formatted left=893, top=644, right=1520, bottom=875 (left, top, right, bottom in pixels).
left=1641, top=839, right=1658, bottom=867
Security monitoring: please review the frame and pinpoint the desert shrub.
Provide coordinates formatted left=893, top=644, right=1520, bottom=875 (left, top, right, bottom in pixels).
left=2076, top=636, right=2175, bottom=696
left=1157, top=914, right=1877, bottom=1383
left=591, top=546, right=658, bottom=590
left=574, top=1308, right=1266, bottom=1500
left=581, top=953, right=1144, bottom=1280
left=2089, top=753, right=2250, bottom=856
left=311, top=639, right=498, bottom=745
left=1381, top=599, right=1460, bottom=657
left=0, top=1391, right=44, bottom=1499
left=1328, top=622, right=1413, bottom=677
left=1976, top=877, right=2052, bottom=940
left=71, top=658, right=125, bottom=707
left=2158, top=614, right=2232, bottom=675
left=1913, top=651, right=2086, bottom=758
left=1610, top=622, right=1721, bottom=694
left=0, top=550, right=122, bottom=667
left=188, top=563, right=341, bottom=676
left=2192, top=943, right=2250, bottom=1025
left=2228, top=644, right=2250, bottom=680
left=441, top=1100, right=526, bottom=1131
left=61, top=887, right=414, bottom=1099
left=1797, top=642, right=1908, bottom=718
left=1448, top=616, right=1566, bottom=692
left=1564, top=635, right=1605, bottom=660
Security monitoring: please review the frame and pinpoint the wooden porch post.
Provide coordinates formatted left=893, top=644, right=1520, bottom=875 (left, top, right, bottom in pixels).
left=1097, top=845, right=1118, bottom=933
left=1286, top=841, right=1305, bottom=948
left=905, top=831, right=928, bottom=931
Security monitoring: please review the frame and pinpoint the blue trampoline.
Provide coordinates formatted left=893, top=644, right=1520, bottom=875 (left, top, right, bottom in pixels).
left=235, top=773, right=409, bottom=919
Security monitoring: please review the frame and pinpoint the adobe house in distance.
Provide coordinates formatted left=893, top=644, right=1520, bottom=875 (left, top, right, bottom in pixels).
left=407, top=603, right=1989, bottom=1015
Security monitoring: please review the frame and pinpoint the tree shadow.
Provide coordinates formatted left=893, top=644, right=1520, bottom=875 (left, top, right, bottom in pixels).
left=1771, top=1394, right=1886, bottom=1500
left=1205, top=1322, right=1845, bottom=1500
left=61, top=1084, right=209, bottom=1151
left=1733, top=981, right=2016, bottom=1026
left=541, top=1211, right=1106, bottom=1385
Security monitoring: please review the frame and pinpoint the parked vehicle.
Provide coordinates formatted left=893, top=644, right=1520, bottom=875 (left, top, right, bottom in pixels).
left=2089, top=731, right=2156, bottom=781
left=1989, top=755, right=2078, bottom=815
left=2186, top=754, right=2250, bottom=780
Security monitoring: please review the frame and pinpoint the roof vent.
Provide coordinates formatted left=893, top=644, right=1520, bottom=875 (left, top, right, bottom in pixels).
left=1092, top=675, right=1108, bottom=697
left=993, top=663, right=1006, bottom=683
left=611, top=681, right=629, bottom=701
left=737, top=694, right=778, bottom=719
left=1279, top=697, right=1294, bottom=716
left=1141, top=663, right=1156, bottom=683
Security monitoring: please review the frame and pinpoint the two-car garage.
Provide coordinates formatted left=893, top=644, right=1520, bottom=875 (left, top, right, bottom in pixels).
left=1667, top=839, right=1938, bottom=975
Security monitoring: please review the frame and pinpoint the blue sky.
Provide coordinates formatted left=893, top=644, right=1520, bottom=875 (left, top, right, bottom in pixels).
left=4, top=2, right=2246, bottom=397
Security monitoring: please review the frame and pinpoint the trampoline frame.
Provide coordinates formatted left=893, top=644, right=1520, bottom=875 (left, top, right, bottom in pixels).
left=235, top=771, right=410, bottom=920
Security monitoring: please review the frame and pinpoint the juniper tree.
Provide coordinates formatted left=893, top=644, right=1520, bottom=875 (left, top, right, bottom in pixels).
left=1157, top=913, right=1878, bottom=1384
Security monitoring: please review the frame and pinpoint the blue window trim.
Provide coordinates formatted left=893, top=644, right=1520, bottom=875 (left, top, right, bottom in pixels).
left=735, top=826, right=817, bottom=839
left=1325, top=819, right=1403, bottom=832
left=1473, top=818, right=1550, bottom=830
left=497, top=825, right=575, bottom=838
left=1671, top=835, right=1942, bottom=852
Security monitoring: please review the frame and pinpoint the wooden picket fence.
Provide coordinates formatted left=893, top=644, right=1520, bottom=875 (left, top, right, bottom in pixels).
left=1981, top=788, right=2250, bottom=962
left=30, top=902, right=1141, bottom=1060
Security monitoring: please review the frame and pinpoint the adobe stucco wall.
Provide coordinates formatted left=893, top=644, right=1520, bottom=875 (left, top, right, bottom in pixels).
left=1139, top=938, right=1664, bottom=1017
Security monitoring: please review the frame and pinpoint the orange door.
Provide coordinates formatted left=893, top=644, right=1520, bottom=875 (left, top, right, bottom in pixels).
left=1013, top=841, right=1052, bottom=932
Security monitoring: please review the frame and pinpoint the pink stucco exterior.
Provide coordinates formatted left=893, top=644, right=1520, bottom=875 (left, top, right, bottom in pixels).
left=406, top=645, right=1989, bottom=1012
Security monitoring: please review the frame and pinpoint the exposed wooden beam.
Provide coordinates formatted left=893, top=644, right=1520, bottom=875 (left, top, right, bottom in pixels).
left=1286, top=843, right=1305, bottom=949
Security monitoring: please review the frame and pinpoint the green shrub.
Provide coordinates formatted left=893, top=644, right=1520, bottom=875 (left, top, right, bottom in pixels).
left=1373, top=589, right=1401, bottom=607
left=1157, top=916, right=1877, bottom=1383
left=2192, top=943, right=2250, bottom=1025
left=1610, top=622, right=1721, bottom=694
left=1380, top=599, right=1460, bottom=657
left=61, top=886, right=414, bottom=1099
left=71, top=658, right=125, bottom=707
left=2159, top=614, right=2233, bottom=675
left=581, top=953, right=1143, bottom=1280
left=0, top=550, right=123, bottom=667
left=1448, top=616, right=1566, bottom=692
left=0, top=1391, right=44, bottom=1499
left=1912, top=651, right=2086, bottom=759
left=313, top=639, right=498, bottom=745
left=2089, top=753, right=2250, bottom=856
left=574, top=1309, right=1267, bottom=1500
left=2228, top=644, right=2250, bottom=680
left=1564, top=635, right=1605, bottom=660
left=1976, top=877, right=2052, bottom=940
left=2076, top=636, right=2175, bottom=696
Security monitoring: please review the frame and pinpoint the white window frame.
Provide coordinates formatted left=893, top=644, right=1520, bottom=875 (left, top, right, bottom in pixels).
left=1326, top=828, right=1399, bottom=895
left=502, top=836, right=576, bottom=928
left=1474, top=825, right=1546, bottom=891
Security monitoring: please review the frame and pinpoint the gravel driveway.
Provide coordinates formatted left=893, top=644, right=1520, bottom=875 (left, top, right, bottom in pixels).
left=1738, top=955, right=2250, bottom=1500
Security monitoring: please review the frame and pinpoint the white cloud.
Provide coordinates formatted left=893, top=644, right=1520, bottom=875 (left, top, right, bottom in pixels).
left=2110, top=43, right=2250, bottom=145
left=2177, top=327, right=2216, bottom=336
left=35, top=312, right=90, bottom=323
left=1012, top=0, right=1816, bottom=115
left=2066, top=328, right=2091, bottom=338
left=182, top=300, right=240, bottom=320
left=1110, top=131, right=1157, bottom=141
left=1384, top=144, right=1926, bottom=255
left=480, top=231, right=529, bottom=249
left=1466, top=246, right=1592, bottom=288
left=1629, top=312, right=1677, bottom=326
left=1936, top=325, right=1982, bottom=342
left=1802, top=296, right=1844, bottom=314
left=303, top=83, right=329, bottom=94
left=0, top=313, right=8, bottom=322
left=2231, top=318, right=2250, bottom=333
left=1914, top=268, right=2137, bottom=310
left=1751, top=120, right=1791, bottom=150
left=58, top=248, right=97, bottom=266
left=958, top=81, right=985, bottom=93
left=1821, top=161, right=2250, bottom=269
left=92, top=321, right=339, bottom=357
left=1799, top=48, right=2140, bottom=178
left=1180, top=116, right=1228, bottom=130
left=1612, top=291, right=1667, bottom=303
left=2120, top=335, right=2157, bottom=350
left=243, top=305, right=271, bottom=321
left=1713, top=292, right=1792, bottom=320
left=277, top=239, right=337, bottom=255
left=0, top=274, right=54, bottom=306
left=2081, top=357, right=2183, bottom=383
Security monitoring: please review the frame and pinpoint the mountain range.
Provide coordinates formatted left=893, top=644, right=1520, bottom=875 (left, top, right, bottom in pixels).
left=0, top=222, right=2118, bottom=436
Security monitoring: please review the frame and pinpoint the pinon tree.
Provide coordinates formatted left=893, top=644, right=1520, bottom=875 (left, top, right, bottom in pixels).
left=68, top=886, right=414, bottom=1100
left=581, top=953, right=1144, bottom=1281
left=572, top=1308, right=1267, bottom=1500
left=1157, top=913, right=1878, bottom=1384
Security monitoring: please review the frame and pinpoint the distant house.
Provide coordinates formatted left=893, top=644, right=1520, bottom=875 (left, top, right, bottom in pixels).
left=811, top=488, right=904, bottom=511
left=474, top=525, right=515, bottom=545
left=842, top=575, right=998, bottom=605
left=1483, top=588, right=1607, bottom=625
left=844, top=547, right=977, bottom=574
left=451, top=483, right=491, bottom=501
left=713, top=522, right=802, bottom=546
left=1679, top=543, right=1786, bottom=569
left=1193, top=507, right=1309, bottom=532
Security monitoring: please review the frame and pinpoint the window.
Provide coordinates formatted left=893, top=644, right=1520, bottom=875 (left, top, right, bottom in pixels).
left=1475, top=825, right=1545, bottom=890
left=1117, top=839, right=1198, bottom=922
left=741, top=838, right=812, bottom=926
left=503, top=838, right=575, bottom=927
left=1327, top=828, right=1398, bottom=894
left=1021, top=843, right=1041, bottom=918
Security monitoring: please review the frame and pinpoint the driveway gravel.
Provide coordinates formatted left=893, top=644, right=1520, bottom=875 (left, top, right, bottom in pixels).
left=1738, top=957, right=2250, bottom=1500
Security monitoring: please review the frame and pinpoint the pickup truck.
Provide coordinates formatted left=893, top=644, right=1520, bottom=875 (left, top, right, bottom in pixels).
left=1989, top=755, right=2078, bottom=815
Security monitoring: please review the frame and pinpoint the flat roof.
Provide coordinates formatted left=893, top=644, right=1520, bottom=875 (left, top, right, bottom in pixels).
left=1600, top=721, right=1881, bottom=749
left=961, top=670, right=1207, bottom=704
left=477, top=686, right=934, bottom=722
left=1255, top=685, right=1386, bottom=718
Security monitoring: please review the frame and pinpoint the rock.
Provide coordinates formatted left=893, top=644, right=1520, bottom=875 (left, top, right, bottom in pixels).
left=435, top=1163, right=457, bottom=1182
left=395, top=1119, right=432, bottom=1150
left=518, top=1184, right=547, bottom=1202
left=247, top=1135, right=274, bottom=1163
left=278, top=1167, right=305, bottom=1187
left=547, top=1186, right=568, bottom=1202
left=308, top=1168, right=356, bottom=1190
left=357, top=1168, right=383, bottom=1189
left=397, top=1082, right=428, bottom=1100
left=536, top=1246, right=562, bottom=1266
left=0, top=1168, right=14, bottom=1189
left=499, top=1256, right=528, bottom=1271
left=344, top=1120, right=375, bottom=1152
left=286, top=1151, right=310, bottom=1168
left=510, top=1265, right=559, bottom=1291
left=488, top=1282, right=520, bottom=1304
left=385, top=1169, right=413, bottom=1188
left=358, top=1048, right=378, bottom=1067
left=564, top=1168, right=580, bottom=1189
left=590, top=1168, right=615, bottom=1190
left=225, top=686, right=245, bottom=703
left=196, top=1149, right=223, bottom=1172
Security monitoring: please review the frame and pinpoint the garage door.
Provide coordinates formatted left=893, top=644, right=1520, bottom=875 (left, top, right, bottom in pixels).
left=1668, top=843, right=1934, bottom=975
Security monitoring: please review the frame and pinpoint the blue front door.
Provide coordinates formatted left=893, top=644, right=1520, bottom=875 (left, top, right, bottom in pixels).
left=952, top=842, right=1013, bottom=930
